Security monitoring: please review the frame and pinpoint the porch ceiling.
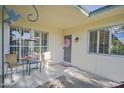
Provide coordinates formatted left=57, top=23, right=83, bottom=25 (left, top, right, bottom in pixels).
left=6, top=5, right=124, bottom=29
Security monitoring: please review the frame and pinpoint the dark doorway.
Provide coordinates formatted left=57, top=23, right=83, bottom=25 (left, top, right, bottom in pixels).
left=64, top=35, right=72, bottom=63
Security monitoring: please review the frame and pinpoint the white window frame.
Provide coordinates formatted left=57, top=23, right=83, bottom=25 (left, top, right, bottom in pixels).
left=88, top=30, right=98, bottom=53
left=10, top=27, right=49, bottom=59
left=33, top=30, right=48, bottom=53
left=10, top=27, right=31, bottom=59
left=88, top=24, right=124, bottom=57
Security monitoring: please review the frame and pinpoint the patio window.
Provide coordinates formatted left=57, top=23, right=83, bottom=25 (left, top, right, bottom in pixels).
left=111, top=26, right=124, bottom=55
left=99, top=29, right=110, bottom=54
left=89, top=24, right=124, bottom=56
left=34, top=31, right=48, bottom=53
left=10, top=27, right=30, bottom=59
left=89, top=31, right=97, bottom=53
left=10, top=27, right=48, bottom=59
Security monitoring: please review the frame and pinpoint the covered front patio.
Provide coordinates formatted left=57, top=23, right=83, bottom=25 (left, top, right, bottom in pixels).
left=0, top=5, right=124, bottom=88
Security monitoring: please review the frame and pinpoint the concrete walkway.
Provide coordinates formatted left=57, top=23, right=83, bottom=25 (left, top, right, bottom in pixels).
left=0, top=63, right=119, bottom=88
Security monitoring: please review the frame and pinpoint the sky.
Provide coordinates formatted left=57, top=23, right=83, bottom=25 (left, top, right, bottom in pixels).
left=82, top=5, right=106, bottom=12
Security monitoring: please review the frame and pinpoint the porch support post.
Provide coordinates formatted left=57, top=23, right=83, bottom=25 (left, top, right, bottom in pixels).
left=1, top=5, right=5, bottom=88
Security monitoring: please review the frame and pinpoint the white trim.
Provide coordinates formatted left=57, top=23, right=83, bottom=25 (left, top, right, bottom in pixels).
left=97, top=31, right=100, bottom=54
left=88, top=30, right=98, bottom=53
left=87, top=52, right=124, bottom=58
left=19, top=28, right=21, bottom=59
left=88, top=23, right=124, bottom=32
left=87, top=30, right=90, bottom=53
left=108, top=28, right=112, bottom=55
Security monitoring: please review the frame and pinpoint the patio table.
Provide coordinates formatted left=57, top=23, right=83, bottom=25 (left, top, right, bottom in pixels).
left=19, top=55, right=42, bottom=75
left=19, top=57, right=30, bottom=76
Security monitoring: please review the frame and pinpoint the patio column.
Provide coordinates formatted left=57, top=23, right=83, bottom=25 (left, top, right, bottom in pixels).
left=1, top=5, right=5, bottom=88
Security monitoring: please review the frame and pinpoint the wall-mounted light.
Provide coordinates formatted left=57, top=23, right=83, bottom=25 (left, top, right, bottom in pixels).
left=75, top=37, right=79, bottom=43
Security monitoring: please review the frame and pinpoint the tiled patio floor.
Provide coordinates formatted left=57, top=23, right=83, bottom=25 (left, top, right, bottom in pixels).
left=0, top=63, right=119, bottom=88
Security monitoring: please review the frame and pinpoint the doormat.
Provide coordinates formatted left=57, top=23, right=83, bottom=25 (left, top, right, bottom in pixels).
left=36, top=75, right=106, bottom=88
left=59, top=63, right=72, bottom=67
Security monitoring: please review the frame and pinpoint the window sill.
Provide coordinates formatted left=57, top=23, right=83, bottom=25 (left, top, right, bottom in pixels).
left=87, top=52, right=124, bottom=58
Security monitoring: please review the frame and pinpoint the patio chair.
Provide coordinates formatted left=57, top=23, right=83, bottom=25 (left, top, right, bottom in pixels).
left=5, top=54, right=22, bottom=82
left=42, top=52, right=52, bottom=71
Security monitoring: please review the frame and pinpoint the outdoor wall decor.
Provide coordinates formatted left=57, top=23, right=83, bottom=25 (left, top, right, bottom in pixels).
left=64, top=38, right=71, bottom=48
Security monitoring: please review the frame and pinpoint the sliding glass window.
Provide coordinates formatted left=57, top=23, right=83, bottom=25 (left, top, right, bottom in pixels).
left=99, top=29, right=110, bottom=54
left=111, top=26, right=124, bottom=55
left=89, top=24, right=124, bottom=56
left=89, top=31, right=97, bottom=53
left=10, top=27, right=49, bottom=59
left=34, top=31, right=48, bottom=54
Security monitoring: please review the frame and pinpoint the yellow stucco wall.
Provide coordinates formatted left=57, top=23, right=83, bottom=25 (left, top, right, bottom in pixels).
left=64, top=13, right=124, bottom=82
